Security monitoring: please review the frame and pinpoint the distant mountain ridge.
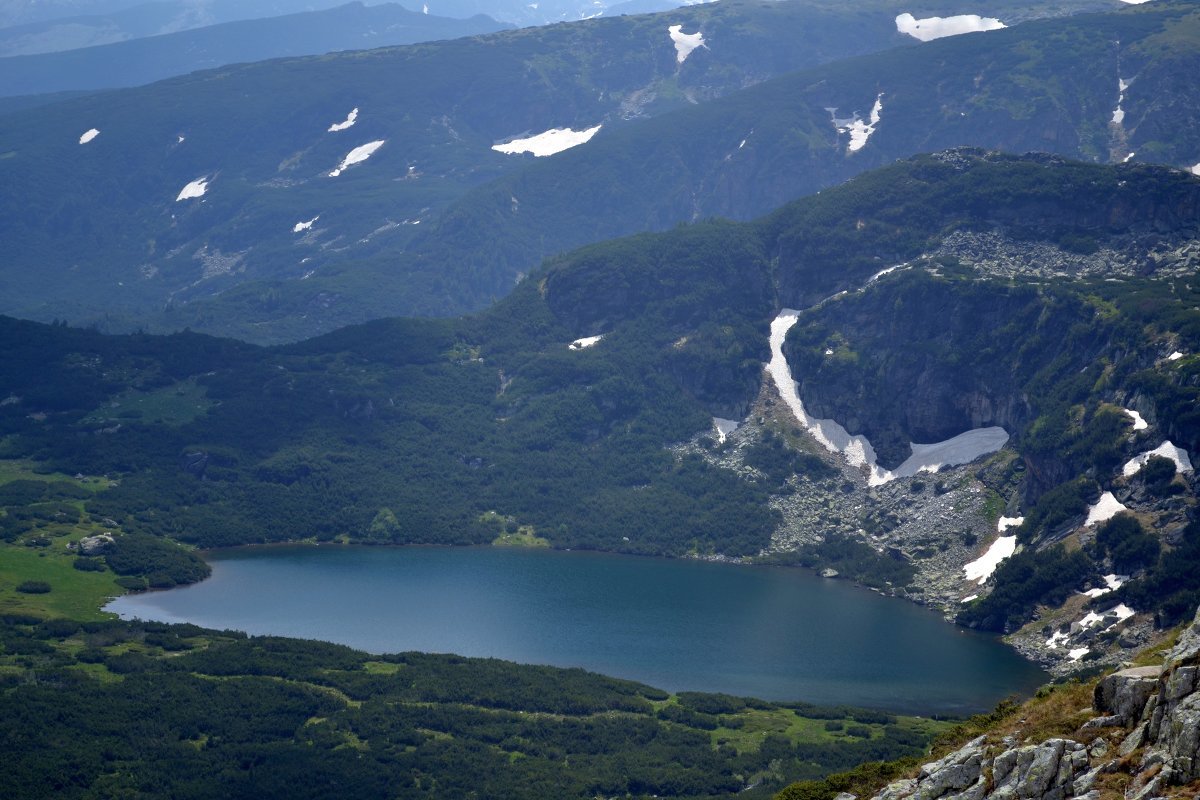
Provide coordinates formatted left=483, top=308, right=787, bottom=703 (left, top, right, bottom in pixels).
left=0, top=0, right=1167, bottom=342
left=0, top=2, right=511, bottom=96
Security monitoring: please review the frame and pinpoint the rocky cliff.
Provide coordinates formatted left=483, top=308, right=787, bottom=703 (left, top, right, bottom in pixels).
left=807, top=605, right=1200, bottom=800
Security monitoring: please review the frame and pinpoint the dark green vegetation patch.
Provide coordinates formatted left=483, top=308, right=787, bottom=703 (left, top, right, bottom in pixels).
left=0, top=617, right=942, bottom=799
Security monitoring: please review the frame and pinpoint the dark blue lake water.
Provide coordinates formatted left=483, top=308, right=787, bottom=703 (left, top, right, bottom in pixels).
left=106, top=545, right=1045, bottom=714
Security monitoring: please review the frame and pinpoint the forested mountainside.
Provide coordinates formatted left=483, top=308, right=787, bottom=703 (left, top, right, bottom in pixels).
left=0, top=0, right=1179, bottom=342
left=0, top=614, right=948, bottom=799
left=0, top=2, right=511, bottom=96
left=192, top=0, right=1200, bottom=343
left=1, top=151, right=1198, bottom=675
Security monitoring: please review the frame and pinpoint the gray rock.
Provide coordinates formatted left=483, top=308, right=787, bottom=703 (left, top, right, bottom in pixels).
left=873, top=778, right=918, bottom=800
left=1119, top=722, right=1148, bottom=757
left=77, top=533, right=114, bottom=556
left=821, top=568, right=840, bottom=578
left=990, top=738, right=1086, bottom=800
left=1071, top=764, right=1100, bottom=795
left=1081, top=714, right=1123, bottom=730
left=833, top=794, right=857, bottom=800
left=1093, top=665, right=1161, bottom=725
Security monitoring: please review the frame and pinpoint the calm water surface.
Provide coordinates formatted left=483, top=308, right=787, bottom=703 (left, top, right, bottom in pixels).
left=107, top=545, right=1046, bottom=714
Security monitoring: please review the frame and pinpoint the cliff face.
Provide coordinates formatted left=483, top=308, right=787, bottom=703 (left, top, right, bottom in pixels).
left=855, top=606, right=1200, bottom=800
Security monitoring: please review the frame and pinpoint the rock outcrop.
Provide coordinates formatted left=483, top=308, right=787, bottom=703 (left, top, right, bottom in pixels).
left=860, top=606, right=1200, bottom=800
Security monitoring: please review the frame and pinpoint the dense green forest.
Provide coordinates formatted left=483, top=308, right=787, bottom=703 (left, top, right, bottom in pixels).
left=0, top=615, right=945, bottom=798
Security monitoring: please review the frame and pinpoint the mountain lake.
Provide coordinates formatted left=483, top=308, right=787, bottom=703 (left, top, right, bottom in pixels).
left=106, top=544, right=1047, bottom=714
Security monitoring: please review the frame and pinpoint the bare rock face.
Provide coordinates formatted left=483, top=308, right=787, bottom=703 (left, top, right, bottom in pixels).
left=866, top=736, right=1089, bottom=800
left=1139, top=607, right=1200, bottom=790
left=1093, top=665, right=1163, bottom=726
left=866, top=606, right=1200, bottom=800
left=989, top=739, right=1089, bottom=800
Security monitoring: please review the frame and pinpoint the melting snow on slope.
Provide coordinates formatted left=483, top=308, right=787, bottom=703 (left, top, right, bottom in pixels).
left=329, top=140, right=385, bottom=177
left=1085, top=492, right=1127, bottom=526
left=767, top=311, right=1008, bottom=486
left=1123, top=441, right=1193, bottom=477
left=828, top=95, right=884, bottom=153
left=1192, top=164, right=1200, bottom=176
left=1046, top=630, right=1068, bottom=649
left=328, top=108, right=359, bottom=132
left=293, top=216, right=319, bottom=233
left=892, top=428, right=1009, bottom=480
left=713, top=418, right=740, bottom=444
left=175, top=177, right=209, bottom=201
left=1068, top=647, right=1090, bottom=661
left=963, top=535, right=1016, bottom=584
left=1083, top=574, right=1128, bottom=598
left=1168, top=351, right=1185, bottom=360
left=79, top=128, right=100, bottom=144
left=894, top=12, right=1005, bottom=42
left=569, top=335, right=603, bottom=350
left=1124, top=408, right=1148, bottom=431
left=1113, top=78, right=1130, bottom=125
left=492, top=126, right=602, bottom=157
left=998, top=516, right=1024, bottom=532
left=1080, top=604, right=1136, bottom=629
left=668, top=24, right=706, bottom=64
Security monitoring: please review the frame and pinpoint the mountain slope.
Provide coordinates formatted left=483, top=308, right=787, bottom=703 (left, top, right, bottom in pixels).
left=0, top=2, right=511, bottom=96
left=173, top=0, right=1200, bottom=343
left=2, top=153, right=1198, bottom=675
left=0, top=0, right=1139, bottom=341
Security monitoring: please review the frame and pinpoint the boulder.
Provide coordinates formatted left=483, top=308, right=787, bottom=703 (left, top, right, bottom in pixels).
left=989, top=738, right=1087, bottom=800
left=1093, top=665, right=1161, bottom=725
left=77, top=533, right=114, bottom=555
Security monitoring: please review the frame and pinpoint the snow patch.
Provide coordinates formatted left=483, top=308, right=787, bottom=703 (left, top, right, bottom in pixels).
left=1124, top=408, right=1148, bottom=431
left=569, top=335, right=603, bottom=350
left=713, top=418, right=740, bottom=443
left=1085, top=492, right=1128, bottom=526
left=328, top=108, right=359, bottom=132
left=492, top=125, right=601, bottom=157
left=1123, top=441, right=1193, bottom=477
left=963, top=535, right=1016, bottom=584
left=828, top=95, right=884, bottom=153
left=293, top=216, right=319, bottom=233
left=79, top=128, right=100, bottom=144
left=329, top=140, right=384, bottom=177
left=175, top=177, right=209, bottom=201
left=1119, top=0, right=1155, bottom=4
left=1068, top=647, right=1089, bottom=661
left=1168, top=351, right=1185, bottom=361
left=1191, top=164, right=1200, bottom=176
left=1046, top=630, right=1068, bottom=649
left=998, top=516, right=1024, bottom=532
left=1112, top=78, right=1130, bottom=126
left=1124, top=152, right=1136, bottom=163
left=1083, top=574, right=1128, bottom=598
left=962, top=594, right=979, bottom=603
left=668, top=24, right=706, bottom=64
left=767, top=310, right=1008, bottom=485
left=895, top=12, right=1005, bottom=42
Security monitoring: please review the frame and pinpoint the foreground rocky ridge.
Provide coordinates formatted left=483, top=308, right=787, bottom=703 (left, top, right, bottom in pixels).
left=833, top=606, right=1200, bottom=800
